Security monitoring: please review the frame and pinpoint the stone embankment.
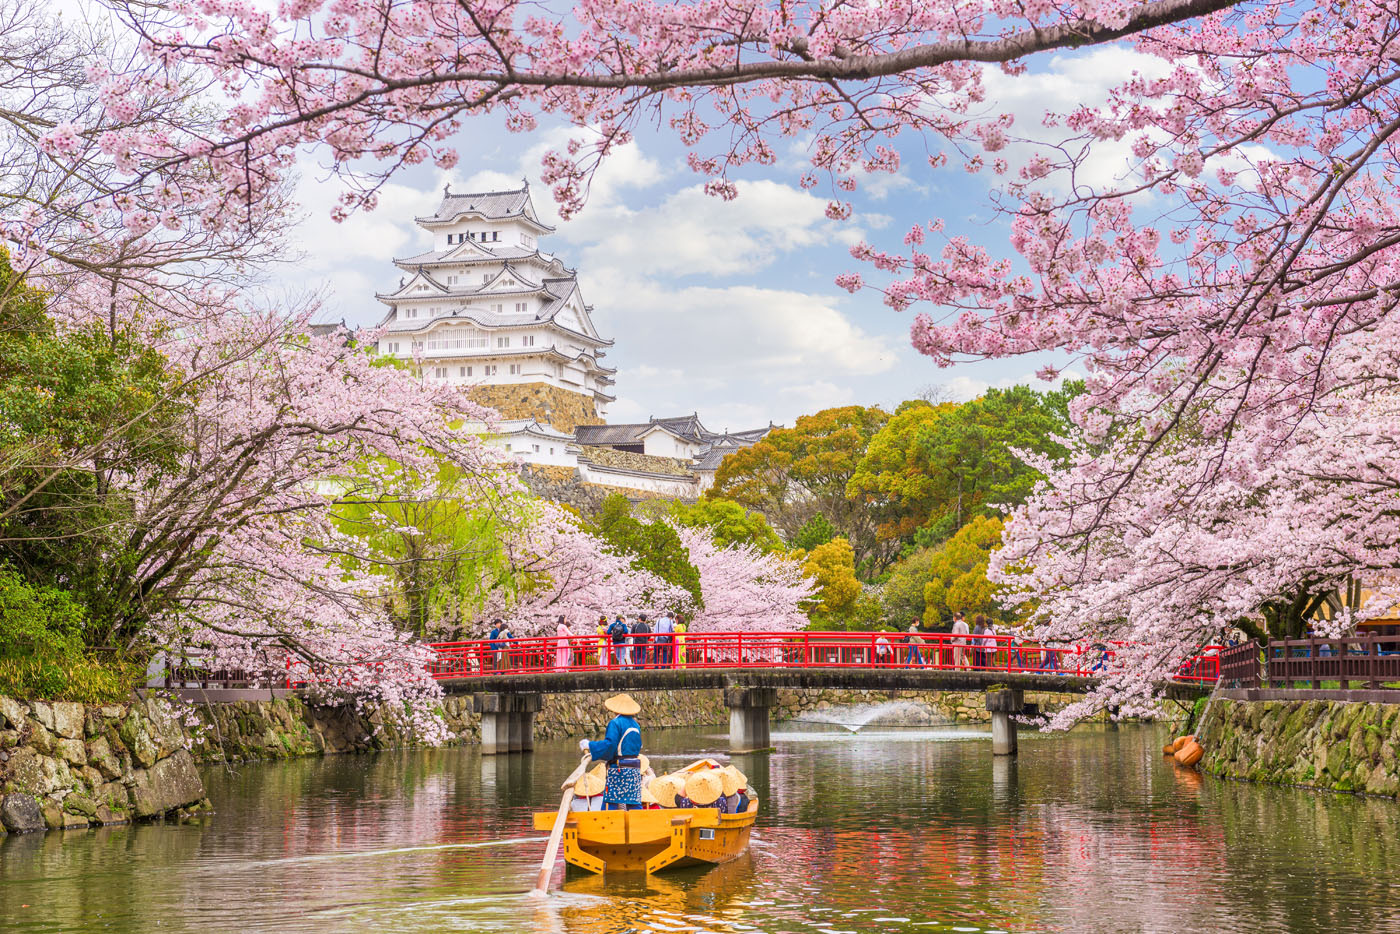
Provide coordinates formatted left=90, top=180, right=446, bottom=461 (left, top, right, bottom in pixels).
left=1199, top=697, right=1400, bottom=797
left=0, top=696, right=206, bottom=834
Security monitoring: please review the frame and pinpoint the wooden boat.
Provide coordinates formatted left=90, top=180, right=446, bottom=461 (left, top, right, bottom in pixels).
left=532, top=759, right=759, bottom=875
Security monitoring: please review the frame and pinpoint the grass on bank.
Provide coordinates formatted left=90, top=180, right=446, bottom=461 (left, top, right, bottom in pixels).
left=0, top=564, right=140, bottom=703
left=0, top=653, right=140, bottom=704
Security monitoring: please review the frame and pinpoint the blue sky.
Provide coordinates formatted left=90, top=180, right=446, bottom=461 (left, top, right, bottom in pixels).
left=286, top=46, right=1164, bottom=430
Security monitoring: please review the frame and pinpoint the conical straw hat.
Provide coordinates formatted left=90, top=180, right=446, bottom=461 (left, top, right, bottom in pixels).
left=603, top=693, right=641, bottom=716
left=719, top=765, right=745, bottom=797
left=574, top=767, right=605, bottom=797
left=640, top=783, right=658, bottom=806
left=639, top=754, right=650, bottom=774
left=684, top=770, right=723, bottom=806
left=648, top=776, right=679, bottom=808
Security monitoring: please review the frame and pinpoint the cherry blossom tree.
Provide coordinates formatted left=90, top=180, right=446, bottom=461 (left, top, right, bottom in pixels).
left=51, top=0, right=1400, bottom=708
left=673, top=524, right=814, bottom=631
left=479, top=502, right=693, bottom=635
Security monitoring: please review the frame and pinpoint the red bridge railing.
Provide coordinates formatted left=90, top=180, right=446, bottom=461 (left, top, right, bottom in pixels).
left=426, top=631, right=1223, bottom=684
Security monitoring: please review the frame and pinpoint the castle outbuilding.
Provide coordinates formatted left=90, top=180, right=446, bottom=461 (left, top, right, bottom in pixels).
left=373, top=182, right=771, bottom=497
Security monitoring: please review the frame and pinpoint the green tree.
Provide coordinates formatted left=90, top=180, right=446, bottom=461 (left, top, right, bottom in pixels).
left=849, top=385, right=1080, bottom=550
left=919, top=516, right=1016, bottom=627
left=0, top=251, right=192, bottom=643
left=333, top=460, right=526, bottom=638
left=589, top=495, right=702, bottom=608
left=881, top=546, right=939, bottom=626
left=791, top=513, right=836, bottom=551
left=661, top=497, right=783, bottom=553
left=709, top=405, right=893, bottom=573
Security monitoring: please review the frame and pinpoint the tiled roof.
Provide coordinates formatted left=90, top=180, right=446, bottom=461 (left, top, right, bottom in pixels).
left=395, top=245, right=546, bottom=266
left=425, top=186, right=528, bottom=220
left=573, top=423, right=648, bottom=446
left=415, top=183, right=554, bottom=231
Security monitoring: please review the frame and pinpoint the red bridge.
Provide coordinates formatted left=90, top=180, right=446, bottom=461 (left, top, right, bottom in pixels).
left=425, top=630, right=1219, bottom=755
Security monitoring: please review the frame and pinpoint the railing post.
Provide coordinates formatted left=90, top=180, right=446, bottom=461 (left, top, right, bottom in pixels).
left=1367, top=633, right=1380, bottom=689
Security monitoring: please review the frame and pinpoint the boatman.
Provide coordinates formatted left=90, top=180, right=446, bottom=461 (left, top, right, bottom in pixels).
left=579, top=693, right=644, bottom=810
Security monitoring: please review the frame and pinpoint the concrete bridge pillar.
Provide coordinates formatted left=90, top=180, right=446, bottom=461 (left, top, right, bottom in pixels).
left=985, top=688, right=1024, bottom=756
left=725, top=686, right=777, bottom=753
left=475, top=692, right=542, bottom=755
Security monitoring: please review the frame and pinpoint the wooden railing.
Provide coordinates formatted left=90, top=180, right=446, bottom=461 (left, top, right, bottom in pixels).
left=1264, top=635, right=1400, bottom=690
left=1218, top=641, right=1262, bottom=688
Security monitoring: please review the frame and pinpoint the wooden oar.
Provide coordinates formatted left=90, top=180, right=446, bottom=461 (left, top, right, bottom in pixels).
left=531, top=754, right=593, bottom=896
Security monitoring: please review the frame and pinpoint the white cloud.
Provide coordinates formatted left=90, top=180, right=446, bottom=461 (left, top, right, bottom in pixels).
left=975, top=47, right=1176, bottom=194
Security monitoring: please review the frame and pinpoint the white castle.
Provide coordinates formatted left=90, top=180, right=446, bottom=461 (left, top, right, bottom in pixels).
left=372, top=182, right=770, bottom=496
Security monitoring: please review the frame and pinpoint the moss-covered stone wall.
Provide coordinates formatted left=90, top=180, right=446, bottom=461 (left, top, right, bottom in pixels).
left=0, top=696, right=207, bottom=834
left=1198, top=697, right=1400, bottom=797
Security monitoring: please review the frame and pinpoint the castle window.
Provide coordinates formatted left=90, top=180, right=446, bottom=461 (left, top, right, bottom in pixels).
left=504, top=443, right=511, bottom=452
left=458, top=366, right=467, bottom=377
left=532, top=444, right=540, bottom=453
left=493, top=232, right=500, bottom=242
left=484, top=364, right=497, bottom=376
left=521, top=335, right=535, bottom=347
left=509, top=363, right=522, bottom=375
left=515, top=302, right=527, bottom=313
left=464, top=366, right=473, bottom=376
left=434, top=367, right=447, bottom=379
left=491, top=303, right=503, bottom=313
left=482, top=274, right=490, bottom=283
left=496, top=337, right=510, bottom=348
left=550, top=447, right=555, bottom=455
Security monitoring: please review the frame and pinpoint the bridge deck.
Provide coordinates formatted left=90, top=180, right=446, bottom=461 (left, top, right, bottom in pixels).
left=441, top=666, right=1209, bottom=699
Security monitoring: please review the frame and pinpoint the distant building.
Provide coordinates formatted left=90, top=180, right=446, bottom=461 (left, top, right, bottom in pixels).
left=373, top=182, right=771, bottom=498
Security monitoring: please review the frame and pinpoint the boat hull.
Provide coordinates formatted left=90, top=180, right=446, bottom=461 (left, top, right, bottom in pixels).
left=532, top=803, right=758, bottom=874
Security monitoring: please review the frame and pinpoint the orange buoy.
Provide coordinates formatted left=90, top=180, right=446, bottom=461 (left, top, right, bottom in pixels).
left=1169, top=735, right=1194, bottom=753
left=1175, top=740, right=1204, bottom=767
left=1162, top=744, right=1176, bottom=756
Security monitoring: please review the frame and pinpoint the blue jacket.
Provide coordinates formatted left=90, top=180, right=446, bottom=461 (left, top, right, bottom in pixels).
left=588, top=714, right=641, bottom=763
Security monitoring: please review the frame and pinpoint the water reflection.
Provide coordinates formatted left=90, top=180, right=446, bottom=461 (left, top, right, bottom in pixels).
left=1, top=722, right=1398, bottom=933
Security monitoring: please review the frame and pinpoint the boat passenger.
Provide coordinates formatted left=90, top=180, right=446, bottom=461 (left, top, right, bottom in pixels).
left=570, top=763, right=606, bottom=811
left=579, top=693, right=645, bottom=810
left=683, top=770, right=724, bottom=810
left=649, top=775, right=680, bottom=808
left=718, top=765, right=747, bottom=814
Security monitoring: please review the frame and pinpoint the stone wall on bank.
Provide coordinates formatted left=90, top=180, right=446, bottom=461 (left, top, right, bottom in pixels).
left=0, top=696, right=206, bottom=835
left=1198, top=697, right=1400, bottom=797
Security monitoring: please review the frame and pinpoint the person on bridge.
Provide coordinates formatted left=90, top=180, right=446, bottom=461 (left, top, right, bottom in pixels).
left=554, top=616, right=572, bottom=670
left=579, top=693, right=645, bottom=810
left=595, top=615, right=609, bottom=669
left=654, top=611, right=675, bottom=667
left=630, top=614, right=653, bottom=669
left=951, top=611, right=970, bottom=668
left=607, top=614, right=630, bottom=668
left=905, top=623, right=926, bottom=667
left=675, top=616, right=688, bottom=669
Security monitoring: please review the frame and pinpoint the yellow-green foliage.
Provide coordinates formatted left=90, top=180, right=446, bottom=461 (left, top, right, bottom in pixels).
left=0, top=655, right=138, bottom=704
left=801, top=537, right=862, bottom=617
left=920, top=516, right=1013, bottom=626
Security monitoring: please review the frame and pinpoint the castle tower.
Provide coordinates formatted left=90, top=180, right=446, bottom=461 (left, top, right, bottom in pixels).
left=374, top=182, right=615, bottom=431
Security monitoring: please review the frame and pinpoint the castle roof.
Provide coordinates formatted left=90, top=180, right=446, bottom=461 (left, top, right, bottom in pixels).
left=573, top=416, right=772, bottom=450
left=415, top=182, right=554, bottom=233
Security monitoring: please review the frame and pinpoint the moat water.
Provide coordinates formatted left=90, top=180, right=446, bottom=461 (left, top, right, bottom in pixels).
left=3, top=721, right=1399, bottom=933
